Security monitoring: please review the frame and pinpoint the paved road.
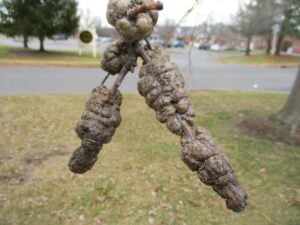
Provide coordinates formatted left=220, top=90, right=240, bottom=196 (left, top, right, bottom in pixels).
left=0, top=48, right=297, bottom=95
left=173, top=49, right=297, bottom=92
left=0, top=36, right=110, bottom=52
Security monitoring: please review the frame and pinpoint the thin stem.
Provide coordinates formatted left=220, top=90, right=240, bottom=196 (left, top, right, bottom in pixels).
left=136, top=45, right=151, bottom=64
left=145, top=38, right=152, bottom=50
left=101, top=73, right=110, bottom=85
left=111, top=66, right=129, bottom=95
left=110, top=43, right=137, bottom=96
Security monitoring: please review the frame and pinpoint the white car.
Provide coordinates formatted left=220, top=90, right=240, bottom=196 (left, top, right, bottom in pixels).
left=210, top=44, right=221, bottom=51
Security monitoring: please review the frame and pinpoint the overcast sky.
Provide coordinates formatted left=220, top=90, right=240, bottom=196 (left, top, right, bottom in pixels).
left=78, top=0, right=241, bottom=27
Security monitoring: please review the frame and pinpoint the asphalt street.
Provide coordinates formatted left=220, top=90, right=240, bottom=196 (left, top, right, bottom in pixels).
left=0, top=36, right=109, bottom=52
left=0, top=46, right=298, bottom=95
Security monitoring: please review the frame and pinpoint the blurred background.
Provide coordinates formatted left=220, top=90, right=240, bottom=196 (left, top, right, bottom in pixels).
left=0, top=0, right=299, bottom=225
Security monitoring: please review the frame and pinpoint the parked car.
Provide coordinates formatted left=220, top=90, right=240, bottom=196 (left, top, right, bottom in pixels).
left=220, top=45, right=236, bottom=51
left=198, top=42, right=210, bottom=50
left=239, top=47, right=251, bottom=53
left=287, top=47, right=300, bottom=55
left=98, top=37, right=113, bottom=43
left=172, top=40, right=185, bottom=48
left=151, top=39, right=171, bottom=48
left=210, top=44, right=222, bottom=51
left=52, top=34, right=68, bottom=40
left=193, top=42, right=200, bottom=48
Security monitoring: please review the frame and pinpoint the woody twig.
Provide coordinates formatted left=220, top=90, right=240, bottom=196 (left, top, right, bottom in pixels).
left=127, top=1, right=163, bottom=18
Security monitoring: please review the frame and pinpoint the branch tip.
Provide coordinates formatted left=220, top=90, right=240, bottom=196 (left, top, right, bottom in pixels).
left=127, top=1, right=164, bottom=18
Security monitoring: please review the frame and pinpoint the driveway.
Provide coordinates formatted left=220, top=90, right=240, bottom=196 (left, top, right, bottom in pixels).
left=0, top=47, right=297, bottom=95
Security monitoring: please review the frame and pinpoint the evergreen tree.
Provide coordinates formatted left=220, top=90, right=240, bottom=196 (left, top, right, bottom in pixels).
left=275, top=0, right=300, bottom=55
left=0, top=0, right=35, bottom=48
left=0, top=0, right=80, bottom=51
left=33, top=0, right=80, bottom=51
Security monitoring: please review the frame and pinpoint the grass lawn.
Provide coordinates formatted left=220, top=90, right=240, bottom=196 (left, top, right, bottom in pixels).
left=0, top=91, right=299, bottom=225
left=0, top=46, right=101, bottom=67
left=217, top=53, right=300, bottom=68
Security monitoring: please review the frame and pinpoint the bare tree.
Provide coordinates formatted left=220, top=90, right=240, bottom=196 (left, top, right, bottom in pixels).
left=156, top=18, right=176, bottom=41
left=232, top=0, right=283, bottom=56
left=80, top=8, right=101, bottom=28
left=209, top=23, right=240, bottom=45
left=232, top=1, right=259, bottom=56
left=254, top=0, right=278, bottom=54
left=97, top=27, right=118, bottom=38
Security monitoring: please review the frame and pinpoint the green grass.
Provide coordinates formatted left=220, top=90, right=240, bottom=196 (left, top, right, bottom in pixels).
left=217, top=53, right=300, bottom=68
left=0, top=46, right=101, bottom=67
left=0, top=91, right=299, bottom=225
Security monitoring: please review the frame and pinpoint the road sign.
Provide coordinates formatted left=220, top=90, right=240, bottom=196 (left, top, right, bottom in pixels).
left=80, top=30, right=93, bottom=44
left=78, top=28, right=97, bottom=58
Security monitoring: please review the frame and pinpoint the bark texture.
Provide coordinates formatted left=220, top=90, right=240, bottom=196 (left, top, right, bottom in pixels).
left=245, top=36, right=252, bottom=56
left=276, top=67, right=300, bottom=132
left=138, top=46, right=248, bottom=212
left=68, top=85, right=122, bottom=174
left=266, top=35, right=272, bottom=55
left=39, top=35, right=45, bottom=52
left=275, top=34, right=284, bottom=56
left=23, top=35, right=28, bottom=49
left=101, top=39, right=128, bottom=75
left=106, top=0, right=158, bottom=42
left=101, top=39, right=137, bottom=75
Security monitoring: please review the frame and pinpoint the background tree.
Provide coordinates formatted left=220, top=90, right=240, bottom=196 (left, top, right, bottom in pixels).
left=156, top=19, right=176, bottom=41
left=254, top=0, right=278, bottom=54
left=80, top=9, right=101, bottom=29
left=232, top=1, right=259, bottom=56
left=232, top=0, right=285, bottom=56
left=94, top=18, right=103, bottom=37
left=96, top=27, right=118, bottom=38
left=0, top=0, right=35, bottom=48
left=208, top=23, right=240, bottom=45
left=34, top=0, right=80, bottom=52
left=0, top=0, right=79, bottom=51
left=79, top=10, right=104, bottom=37
left=275, top=0, right=300, bottom=55
left=201, top=21, right=212, bottom=42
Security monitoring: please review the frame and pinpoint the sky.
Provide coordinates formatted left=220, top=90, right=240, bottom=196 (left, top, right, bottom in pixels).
left=78, top=0, right=242, bottom=27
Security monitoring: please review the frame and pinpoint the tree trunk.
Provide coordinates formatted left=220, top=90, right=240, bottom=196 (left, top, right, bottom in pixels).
left=23, top=35, right=29, bottom=49
left=266, top=36, right=272, bottom=55
left=39, top=35, right=45, bottom=52
left=275, top=67, right=300, bottom=132
left=245, top=36, right=252, bottom=56
left=275, top=34, right=284, bottom=56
